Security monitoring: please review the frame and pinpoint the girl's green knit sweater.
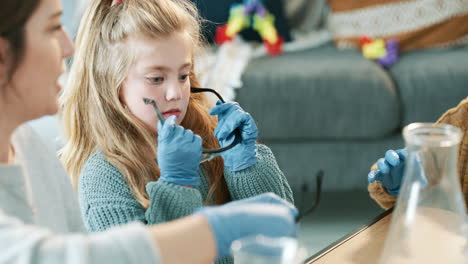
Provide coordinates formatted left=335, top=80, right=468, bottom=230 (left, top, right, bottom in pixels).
left=78, top=144, right=293, bottom=263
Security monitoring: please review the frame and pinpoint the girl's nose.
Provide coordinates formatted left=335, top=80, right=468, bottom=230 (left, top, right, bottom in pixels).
left=165, top=81, right=182, bottom=101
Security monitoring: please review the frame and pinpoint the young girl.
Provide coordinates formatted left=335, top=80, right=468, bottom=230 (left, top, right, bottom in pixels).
left=60, top=0, right=293, bottom=261
left=0, top=0, right=297, bottom=263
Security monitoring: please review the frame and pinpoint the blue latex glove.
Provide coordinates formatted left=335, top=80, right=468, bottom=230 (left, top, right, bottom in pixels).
left=209, top=101, right=258, bottom=172
left=157, top=115, right=202, bottom=186
left=195, top=193, right=298, bottom=258
left=368, top=149, right=407, bottom=196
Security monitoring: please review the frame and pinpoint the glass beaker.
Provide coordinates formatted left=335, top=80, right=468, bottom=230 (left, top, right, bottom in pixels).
left=380, top=123, right=468, bottom=264
left=231, top=235, right=306, bottom=264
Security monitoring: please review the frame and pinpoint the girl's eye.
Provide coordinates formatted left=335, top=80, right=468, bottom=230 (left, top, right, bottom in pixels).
left=148, top=77, right=164, bottom=84
left=179, top=74, right=189, bottom=81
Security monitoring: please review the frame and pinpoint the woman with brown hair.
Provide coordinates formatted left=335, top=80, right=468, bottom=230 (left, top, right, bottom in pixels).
left=0, top=0, right=298, bottom=263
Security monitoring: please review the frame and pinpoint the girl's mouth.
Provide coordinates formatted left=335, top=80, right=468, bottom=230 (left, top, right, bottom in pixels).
left=162, top=109, right=181, bottom=118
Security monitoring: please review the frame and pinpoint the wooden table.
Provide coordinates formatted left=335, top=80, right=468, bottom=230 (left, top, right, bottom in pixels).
left=305, top=209, right=392, bottom=264
left=305, top=207, right=467, bottom=264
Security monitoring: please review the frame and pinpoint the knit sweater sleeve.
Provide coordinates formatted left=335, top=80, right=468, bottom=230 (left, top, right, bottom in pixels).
left=223, top=144, right=294, bottom=204
left=144, top=181, right=203, bottom=224
left=79, top=152, right=203, bottom=232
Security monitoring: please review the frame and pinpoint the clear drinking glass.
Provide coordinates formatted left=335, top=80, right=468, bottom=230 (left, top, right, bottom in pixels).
left=379, top=123, right=468, bottom=264
left=231, top=235, right=306, bottom=264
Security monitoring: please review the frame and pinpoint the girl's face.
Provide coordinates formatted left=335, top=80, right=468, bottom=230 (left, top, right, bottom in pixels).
left=121, top=31, right=193, bottom=133
left=1, top=0, right=74, bottom=121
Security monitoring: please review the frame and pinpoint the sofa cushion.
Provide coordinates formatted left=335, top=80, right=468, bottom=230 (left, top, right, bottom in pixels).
left=237, top=44, right=400, bottom=140
left=265, top=134, right=404, bottom=193
left=390, top=45, right=468, bottom=126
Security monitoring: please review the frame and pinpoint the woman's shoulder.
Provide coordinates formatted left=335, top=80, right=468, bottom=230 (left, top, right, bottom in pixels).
left=12, top=123, right=49, bottom=154
left=13, top=123, right=35, bottom=139
left=12, top=123, right=70, bottom=182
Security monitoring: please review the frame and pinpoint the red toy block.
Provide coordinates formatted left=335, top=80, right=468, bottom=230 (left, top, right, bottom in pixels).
left=264, top=36, right=284, bottom=56
left=215, top=25, right=233, bottom=44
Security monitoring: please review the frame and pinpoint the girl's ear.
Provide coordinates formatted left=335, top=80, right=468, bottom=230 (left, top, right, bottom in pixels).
left=117, top=84, right=130, bottom=112
left=0, top=38, right=11, bottom=84
left=117, top=84, right=129, bottom=108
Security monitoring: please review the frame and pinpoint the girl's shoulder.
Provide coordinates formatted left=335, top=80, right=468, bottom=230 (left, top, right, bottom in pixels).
left=256, top=143, right=274, bottom=159
left=82, top=150, right=117, bottom=173
left=78, top=150, right=139, bottom=209
left=79, top=150, right=127, bottom=190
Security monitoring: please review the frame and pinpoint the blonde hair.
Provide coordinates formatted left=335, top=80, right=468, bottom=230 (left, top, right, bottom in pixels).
left=60, top=0, right=229, bottom=208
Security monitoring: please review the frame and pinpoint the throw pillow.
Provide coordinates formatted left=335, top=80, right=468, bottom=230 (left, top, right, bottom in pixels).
left=327, top=0, right=468, bottom=51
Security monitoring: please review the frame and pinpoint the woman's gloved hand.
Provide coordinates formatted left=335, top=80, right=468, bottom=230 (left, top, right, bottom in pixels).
left=209, top=101, right=258, bottom=172
left=157, top=115, right=202, bottom=186
left=195, top=193, right=298, bottom=258
left=368, top=149, right=407, bottom=196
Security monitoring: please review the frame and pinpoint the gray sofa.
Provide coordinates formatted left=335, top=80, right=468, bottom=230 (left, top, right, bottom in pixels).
left=236, top=43, right=468, bottom=207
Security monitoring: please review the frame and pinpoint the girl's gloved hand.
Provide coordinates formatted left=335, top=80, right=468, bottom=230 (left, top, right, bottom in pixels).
left=157, top=115, right=202, bottom=186
left=209, top=101, right=258, bottom=172
left=368, top=149, right=407, bottom=196
left=195, top=193, right=298, bottom=258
